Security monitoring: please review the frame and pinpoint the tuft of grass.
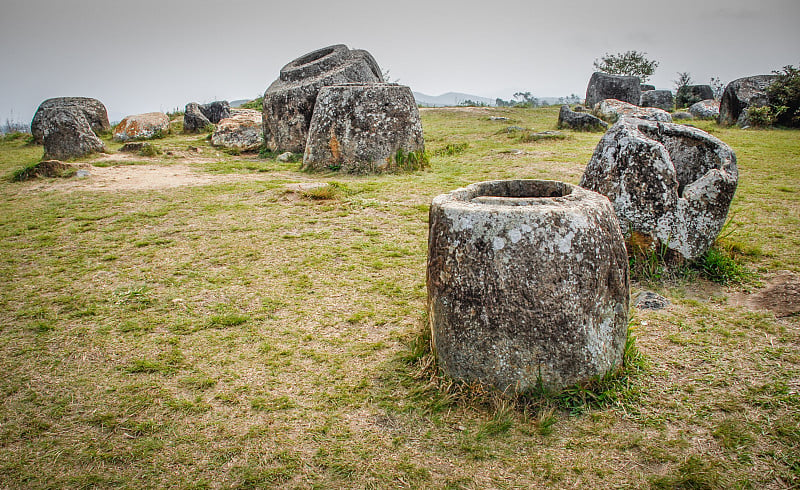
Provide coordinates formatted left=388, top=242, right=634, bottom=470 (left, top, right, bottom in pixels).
left=693, top=245, right=752, bottom=285
left=434, top=142, right=469, bottom=156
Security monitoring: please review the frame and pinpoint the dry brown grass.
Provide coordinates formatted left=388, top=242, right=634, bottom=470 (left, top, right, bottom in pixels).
left=0, top=106, right=797, bottom=488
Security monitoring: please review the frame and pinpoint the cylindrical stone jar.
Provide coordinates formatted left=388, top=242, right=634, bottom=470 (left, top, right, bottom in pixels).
left=427, top=180, right=630, bottom=392
left=302, top=83, right=424, bottom=174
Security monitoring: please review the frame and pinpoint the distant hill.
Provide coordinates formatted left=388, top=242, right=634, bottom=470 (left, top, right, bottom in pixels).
left=413, top=92, right=495, bottom=107
left=230, top=99, right=251, bottom=108
left=413, top=92, right=568, bottom=107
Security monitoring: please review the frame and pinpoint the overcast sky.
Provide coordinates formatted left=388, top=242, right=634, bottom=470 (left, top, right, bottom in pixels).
left=1, top=0, right=798, bottom=124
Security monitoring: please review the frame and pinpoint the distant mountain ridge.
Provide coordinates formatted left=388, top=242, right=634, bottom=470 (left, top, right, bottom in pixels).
left=413, top=92, right=495, bottom=107
left=413, top=92, right=567, bottom=107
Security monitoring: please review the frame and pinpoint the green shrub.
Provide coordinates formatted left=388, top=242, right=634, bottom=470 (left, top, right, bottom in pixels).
left=746, top=106, right=778, bottom=128
left=767, top=64, right=800, bottom=127
left=239, top=97, right=264, bottom=110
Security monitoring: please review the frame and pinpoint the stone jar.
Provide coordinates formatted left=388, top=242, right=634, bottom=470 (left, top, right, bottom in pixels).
left=302, top=83, right=424, bottom=174
left=262, top=44, right=382, bottom=153
left=427, top=180, right=630, bottom=392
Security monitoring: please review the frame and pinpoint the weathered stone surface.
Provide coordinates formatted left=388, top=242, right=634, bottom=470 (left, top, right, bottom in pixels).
left=585, top=72, right=641, bottom=109
left=688, top=99, right=720, bottom=119
left=113, top=112, right=170, bottom=141
left=595, top=99, right=672, bottom=122
left=183, top=102, right=211, bottom=132
left=718, top=75, right=777, bottom=127
left=31, top=97, right=110, bottom=144
left=210, top=109, right=263, bottom=151
left=640, top=84, right=655, bottom=92
left=200, top=101, right=230, bottom=123
left=557, top=105, right=608, bottom=132
left=676, top=84, right=714, bottom=108
left=263, top=44, right=382, bottom=153
left=41, top=108, right=106, bottom=160
left=277, top=151, right=295, bottom=162
left=672, top=111, right=694, bottom=120
left=302, top=83, right=424, bottom=173
left=427, top=179, right=629, bottom=391
left=580, top=117, right=738, bottom=260
left=634, top=291, right=670, bottom=310
left=640, top=90, right=674, bottom=111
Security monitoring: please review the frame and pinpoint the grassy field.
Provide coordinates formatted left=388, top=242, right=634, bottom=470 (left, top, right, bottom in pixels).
left=0, top=106, right=798, bottom=488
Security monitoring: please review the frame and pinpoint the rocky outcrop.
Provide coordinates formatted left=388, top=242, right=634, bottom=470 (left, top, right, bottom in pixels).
left=688, top=99, right=720, bottom=119
left=640, top=90, right=674, bottom=111
left=31, top=97, right=110, bottom=144
left=676, top=84, right=714, bottom=108
left=595, top=99, right=672, bottom=122
left=585, top=72, right=641, bottom=109
left=211, top=109, right=263, bottom=151
left=718, top=75, right=777, bottom=127
left=302, top=84, right=424, bottom=173
left=262, top=44, right=382, bottom=153
left=183, top=101, right=231, bottom=132
left=427, top=179, right=629, bottom=391
left=183, top=102, right=211, bottom=132
left=113, top=112, right=170, bottom=141
left=580, top=117, right=738, bottom=260
left=199, top=101, right=230, bottom=123
left=41, top=108, right=106, bottom=160
left=557, top=105, right=608, bottom=132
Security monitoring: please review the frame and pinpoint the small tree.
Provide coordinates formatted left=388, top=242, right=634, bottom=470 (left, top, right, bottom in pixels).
left=767, top=64, right=800, bottom=127
left=513, top=92, right=539, bottom=108
left=593, top=50, right=658, bottom=83
left=709, top=77, right=725, bottom=100
left=674, top=72, right=695, bottom=108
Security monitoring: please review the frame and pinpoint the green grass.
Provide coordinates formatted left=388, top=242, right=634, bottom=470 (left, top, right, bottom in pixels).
left=0, top=106, right=798, bottom=488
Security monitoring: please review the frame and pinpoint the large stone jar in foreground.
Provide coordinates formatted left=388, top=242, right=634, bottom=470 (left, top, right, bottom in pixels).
left=302, top=83, right=424, bottom=174
left=262, top=44, right=382, bottom=153
left=580, top=117, right=738, bottom=260
left=427, top=180, right=629, bottom=392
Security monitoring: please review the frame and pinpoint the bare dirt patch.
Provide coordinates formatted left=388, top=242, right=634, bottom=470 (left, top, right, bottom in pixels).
left=731, top=271, right=800, bottom=317
left=22, top=163, right=275, bottom=192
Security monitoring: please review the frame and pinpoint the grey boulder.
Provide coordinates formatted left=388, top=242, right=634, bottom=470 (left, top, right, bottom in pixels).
left=718, top=75, right=777, bottom=127
left=688, top=99, right=720, bottom=119
left=580, top=117, right=738, bottom=260
left=183, top=102, right=211, bottom=132
left=585, top=72, right=641, bottom=109
left=557, top=105, right=607, bottom=132
left=676, top=84, right=714, bottom=108
left=640, top=90, right=674, bottom=111
left=41, top=108, right=106, bottom=160
left=31, top=97, right=110, bottom=144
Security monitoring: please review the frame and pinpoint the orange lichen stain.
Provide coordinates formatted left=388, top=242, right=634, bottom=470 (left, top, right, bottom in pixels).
left=328, top=129, right=341, bottom=162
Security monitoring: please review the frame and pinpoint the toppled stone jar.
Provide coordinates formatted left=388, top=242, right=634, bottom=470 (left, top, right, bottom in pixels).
left=580, top=117, right=738, bottom=260
left=427, top=180, right=630, bottom=392
left=262, top=44, right=382, bottom=153
left=302, top=83, right=424, bottom=174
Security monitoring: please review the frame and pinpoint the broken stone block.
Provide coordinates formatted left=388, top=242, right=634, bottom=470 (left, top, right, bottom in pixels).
left=427, top=179, right=630, bottom=391
left=302, top=83, right=424, bottom=173
left=580, top=117, right=738, bottom=260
